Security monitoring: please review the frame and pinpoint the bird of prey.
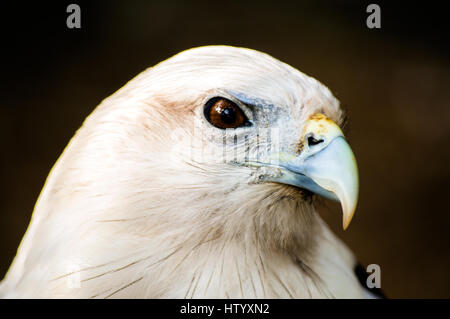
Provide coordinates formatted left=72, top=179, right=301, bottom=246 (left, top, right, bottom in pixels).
left=0, top=46, right=379, bottom=298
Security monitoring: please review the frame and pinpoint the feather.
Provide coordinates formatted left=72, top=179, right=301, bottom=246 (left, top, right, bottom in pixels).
left=0, top=46, right=369, bottom=298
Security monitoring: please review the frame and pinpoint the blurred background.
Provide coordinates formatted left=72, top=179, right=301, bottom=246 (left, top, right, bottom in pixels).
left=1, top=0, right=449, bottom=298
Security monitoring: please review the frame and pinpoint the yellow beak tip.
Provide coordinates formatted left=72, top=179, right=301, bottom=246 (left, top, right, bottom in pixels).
left=342, top=209, right=356, bottom=230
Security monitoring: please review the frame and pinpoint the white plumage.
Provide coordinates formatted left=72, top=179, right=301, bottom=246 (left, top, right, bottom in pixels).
left=0, top=46, right=371, bottom=298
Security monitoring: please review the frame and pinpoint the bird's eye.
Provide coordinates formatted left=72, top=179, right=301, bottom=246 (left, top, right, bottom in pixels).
left=204, top=97, right=251, bottom=129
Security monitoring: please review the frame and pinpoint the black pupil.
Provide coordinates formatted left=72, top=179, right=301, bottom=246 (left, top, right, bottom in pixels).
left=220, top=107, right=237, bottom=124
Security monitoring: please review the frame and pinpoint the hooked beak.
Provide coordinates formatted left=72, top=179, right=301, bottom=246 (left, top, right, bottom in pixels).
left=264, top=114, right=359, bottom=230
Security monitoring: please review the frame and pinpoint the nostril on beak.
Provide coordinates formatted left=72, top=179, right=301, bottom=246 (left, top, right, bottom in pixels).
left=307, top=135, right=324, bottom=147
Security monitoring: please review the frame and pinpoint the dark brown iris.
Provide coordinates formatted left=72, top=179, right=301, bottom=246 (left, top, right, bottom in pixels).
left=204, top=97, right=250, bottom=129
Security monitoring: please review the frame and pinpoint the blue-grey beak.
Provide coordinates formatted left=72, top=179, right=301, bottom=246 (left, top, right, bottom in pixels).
left=261, top=114, right=359, bottom=230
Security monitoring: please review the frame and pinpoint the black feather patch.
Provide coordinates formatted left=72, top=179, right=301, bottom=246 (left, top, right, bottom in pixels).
left=354, top=262, right=386, bottom=298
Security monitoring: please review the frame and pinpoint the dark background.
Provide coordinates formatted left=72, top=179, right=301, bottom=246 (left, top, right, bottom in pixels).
left=1, top=1, right=449, bottom=298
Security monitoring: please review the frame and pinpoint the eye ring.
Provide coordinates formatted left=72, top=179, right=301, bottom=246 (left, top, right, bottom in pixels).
left=204, top=97, right=251, bottom=129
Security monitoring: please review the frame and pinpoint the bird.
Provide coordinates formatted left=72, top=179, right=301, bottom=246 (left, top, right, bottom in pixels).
left=0, top=45, right=382, bottom=298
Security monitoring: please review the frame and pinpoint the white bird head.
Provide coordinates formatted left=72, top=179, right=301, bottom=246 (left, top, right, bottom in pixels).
left=130, top=45, right=358, bottom=232
left=52, top=45, right=358, bottom=252
left=1, top=46, right=361, bottom=298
